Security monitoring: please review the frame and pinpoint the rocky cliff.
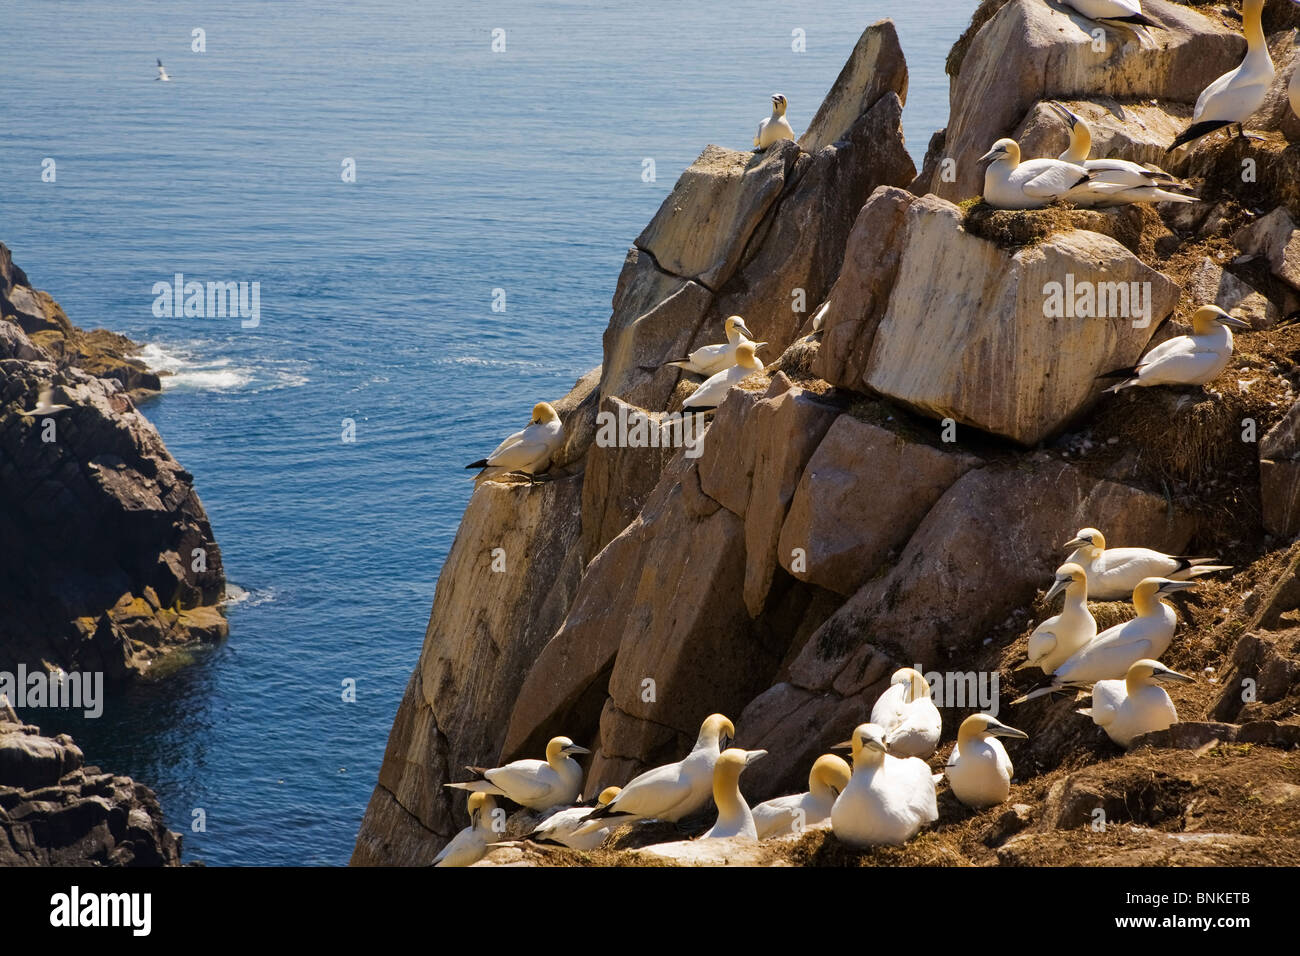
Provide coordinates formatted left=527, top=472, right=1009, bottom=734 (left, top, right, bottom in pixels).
left=355, top=10, right=1300, bottom=866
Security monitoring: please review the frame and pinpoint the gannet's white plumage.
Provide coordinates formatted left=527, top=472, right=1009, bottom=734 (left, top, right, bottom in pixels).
left=978, top=138, right=1115, bottom=209
left=527, top=786, right=621, bottom=850
left=19, top=386, right=72, bottom=418
left=1105, top=305, right=1250, bottom=393
left=1028, top=563, right=1097, bottom=674
left=754, top=94, right=796, bottom=149
left=432, top=793, right=499, bottom=867
left=444, top=735, right=588, bottom=811
left=682, top=342, right=763, bottom=411
left=1291, top=23, right=1300, bottom=121
left=1049, top=104, right=1195, bottom=205
left=465, top=401, right=564, bottom=483
left=583, top=714, right=734, bottom=824
left=664, top=316, right=761, bottom=376
left=831, top=723, right=938, bottom=847
left=751, top=754, right=851, bottom=840
left=870, top=668, right=942, bottom=759
left=1061, top=528, right=1230, bottom=601
left=701, top=748, right=767, bottom=840
left=945, top=714, right=1029, bottom=809
left=155, top=59, right=170, bottom=82
left=1061, top=0, right=1160, bottom=40
left=1079, top=659, right=1194, bottom=746
left=1169, top=0, right=1273, bottom=151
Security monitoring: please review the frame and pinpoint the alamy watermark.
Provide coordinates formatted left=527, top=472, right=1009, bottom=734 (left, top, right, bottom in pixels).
left=1042, top=274, right=1152, bottom=329
left=0, top=665, right=103, bottom=718
left=152, top=272, right=260, bottom=327
left=594, top=403, right=706, bottom=459
left=916, top=665, right=1000, bottom=717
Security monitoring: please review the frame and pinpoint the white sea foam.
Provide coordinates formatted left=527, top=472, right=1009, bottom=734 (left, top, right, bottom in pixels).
left=130, top=341, right=306, bottom=393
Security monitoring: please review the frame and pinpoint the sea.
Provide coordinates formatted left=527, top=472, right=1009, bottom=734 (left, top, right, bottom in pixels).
left=0, top=0, right=976, bottom=865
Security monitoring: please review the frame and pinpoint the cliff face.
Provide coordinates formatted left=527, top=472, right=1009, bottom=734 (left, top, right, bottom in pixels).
left=0, top=243, right=227, bottom=681
left=356, top=12, right=1300, bottom=866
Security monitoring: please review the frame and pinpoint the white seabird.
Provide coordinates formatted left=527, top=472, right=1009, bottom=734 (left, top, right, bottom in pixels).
left=682, top=341, right=763, bottom=412
left=830, top=723, right=938, bottom=847
left=1103, top=305, right=1250, bottom=393
left=662, top=315, right=763, bottom=377
left=754, top=94, right=796, bottom=149
left=1061, top=0, right=1161, bottom=41
left=444, top=735, right=588, bottom=811
left=977, top=138, right=1107, bottom=210
left=432, top=793, right=500, bottom=867
left=19, top=386, right=72, bottom=417
left=751, top=753, right=851, bottom=840
left=1049, top=104, right=1195, bottom=205
left=156, top=59, right=170, bottom=82
left=465, top=401, right=565, bottom=484
left=1028, top=562, right=1097, bottom=675
left=1291, top=18, right=1300, bottom=121
left=1079, top=658, right=1194, bottom=746
left=944, top=714, right=1029, bottom=809
left=870, top=667, right=942, bottom=759
left=1061, top=527, right=1230, bottom=601
left=1168, top=0, right=1273, bottom=152
left=581, top=713, right=734, bottom=825
left=526, top=786, right=622, bottom=850
left=700, top=748, right=767, bottom=840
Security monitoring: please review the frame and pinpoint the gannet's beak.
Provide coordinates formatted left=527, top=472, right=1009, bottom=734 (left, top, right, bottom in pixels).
left=1154, top=668, right=1195, bottom=684
left=736, top=321, right=755, bottom=339
left=1063, top=536, right=1089, bottom=550
left=988, top=721, right=1029, bottom=740
left=1044, top=578, right=1069, bottom=603
left=976, top=146, right=1001, bottom=163
left=720, top=732, right=733, bottom=750
left=1157, top=580, right=1198, bottom=595
left=1216, top=313, right=1252, bottom=330
left=1048, top=102, right=1079, bottom=128
left=754, top=341, right=770, bottom=352
left=831, top=739, right=853, bottom=751
left=744, top=750, right=768, bottom=765
left=563, top=744, right=591, bottom=756
left=864, top=738, right=888, bottom=754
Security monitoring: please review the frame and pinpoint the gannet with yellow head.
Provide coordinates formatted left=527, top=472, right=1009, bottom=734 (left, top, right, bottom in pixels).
left=1079, top=658, right=1194, bottom=746
left=1047, top=103, right=1195, bottom=205
left=701, top=748, right=768, bottom=840
left=870, top=668, right=942, bottom=759
left=1061, top=527, right=1230, bottom=601
left=752, top=753, right=851, bottom=840
left=944, top=714, right=1028, bottom=809
left=830, top=723, right=938, bottom=847
left=465, top=401, right=565, bottom=484
left=444, top=735, right=588, bottom=811
left=583, top=714, right=734, bottom=824
left=432, top=792, right=500, bottom=867
left=754, top=94, right=795, bottom=149
left=1028, top=563, right=1097, bottom=674
left=527, top=786, right=622, bottom=850
left=1104, top=305, right=1250, bottom=394
left=682, top=342, right=764, bottom=412
left=977, top=137, right=1105, bottom=210
left=662, top=316, right=763, bottom=377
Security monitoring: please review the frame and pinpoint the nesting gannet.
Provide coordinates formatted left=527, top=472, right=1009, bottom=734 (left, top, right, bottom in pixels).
left=681, top=342, right=763, bottom=412
left=156, top=59, right=170, bottom=82
left=944, top=714, right=1029, bottom=809
left=444, top=735, right=588, bottom=811
left=1061, top=528, right=1230, bottom=601
left=432, top=793, right=499, bottom=867
left=1168, top=0, right=1273, bottom=152
left=752, top=754, right=851, bottom=840
left=527, top=786, right=621, bottom=851
left=1048, top=104, right=1195, bottom=205
left=754, top=94, right=796, bottom=149
left=1028, top=563, right=1098, bottom=674
left=662, top=316, right=761, bottom=377
left=19, top=386, right=72, bottom=417
left=830, top=723, right=938, bottom=847
left=1016, top=578, right=1196, bottom=701
left=1062, top=0, right=1160, bottom=40
left=583, top=714, right=733, bottom=825
left=465, top=401, right=565, bottom=484
left=1079, top=659, right=1194, bottom=746
left=977, top=138, right=1107, bottom=209
left=1102, top=305, right=1250, bottom=393
left=700, top=749, right=767, bottom=840
left=870, top=668, right=942, bottom=759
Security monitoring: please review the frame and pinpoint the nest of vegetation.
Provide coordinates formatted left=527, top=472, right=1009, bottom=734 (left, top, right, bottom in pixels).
left=960, top=200, right=1158, bottom=255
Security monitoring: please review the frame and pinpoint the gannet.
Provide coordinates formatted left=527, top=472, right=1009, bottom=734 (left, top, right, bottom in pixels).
left=1061, top=527, right=1230, bottom=601
left=944, top=714, right=1028, bottom=809
left=1102, top=305, right=1250, bottom=393
left=1049, top=104, right=1195, bottom=206
left=662, top=316, right=760, bottom=376
left=754, top=94, right=795, bottom=149
left=19, top=386, right=72, bottom=417
left=1168, top=0, right=1273, bottom=151
left=1079, top=659, right=1194, bottom=746
left=869, top=668, right=942, bottom=759
left=156, top=59, right=170, bottom=82
left=1061, top=0, right=1160, bottom=40
left=751, top=754, right=851, bottom=840
left=1016, top=578, right=1197, bottom=700
left=830, top=723, right=938, bottom=847
left=1027, top=563, right=1097, bottom=674
left=444, top=735, right=588, bottom=811
left=527, top=786, right=621, bottom=851
left=700, top=749, right=767, bottom=840
left=977, top=138, right=1107, bottom=210
left=583, top=714, right=733, bottom=824
left=465, top=401, right=564, bottom=484
left=432, top=793, right=499, bottom=867
left=682, top=342, right=763, bottom=412
left=1291, top=27, right=1300, bottom=120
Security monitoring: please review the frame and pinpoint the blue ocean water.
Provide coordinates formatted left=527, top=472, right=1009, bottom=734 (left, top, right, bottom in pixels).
left=0, top=0, right=975, bottom=865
